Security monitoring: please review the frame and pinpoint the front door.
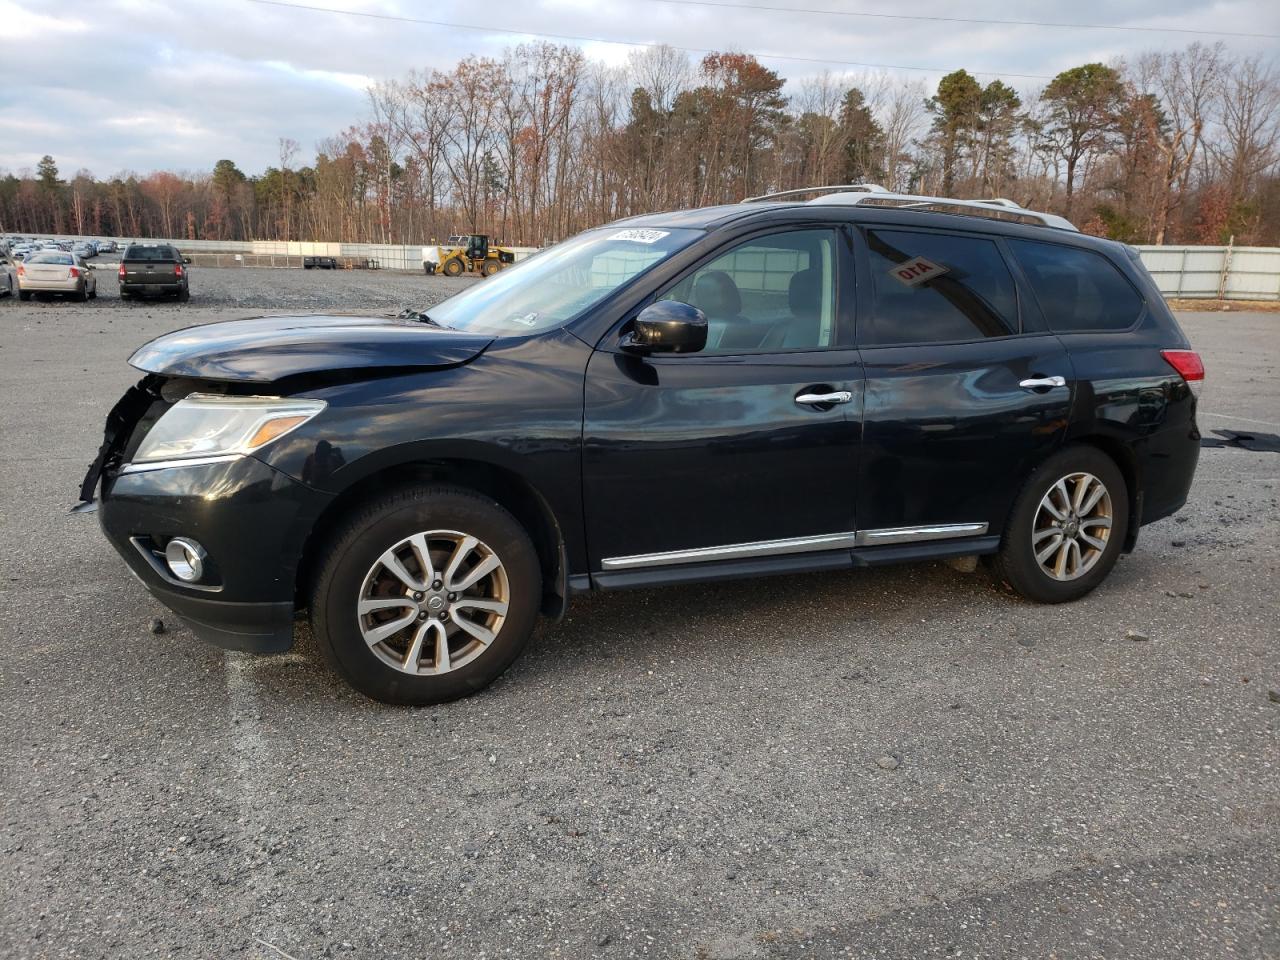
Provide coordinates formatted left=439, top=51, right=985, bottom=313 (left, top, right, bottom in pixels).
left=582, top=227, right=864, bottom=575
left=853, top=226, right=1073, bottom=542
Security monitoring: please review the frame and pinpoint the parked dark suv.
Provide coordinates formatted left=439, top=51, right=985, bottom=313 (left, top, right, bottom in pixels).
left=80, top=186, right=1202, bottom=704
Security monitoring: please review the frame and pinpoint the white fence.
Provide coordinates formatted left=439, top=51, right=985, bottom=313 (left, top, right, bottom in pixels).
left=1134, top=244, right=1280, bottom=301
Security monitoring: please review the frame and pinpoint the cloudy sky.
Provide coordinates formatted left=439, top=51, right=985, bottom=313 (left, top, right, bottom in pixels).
left=1, top=0, right=1276, bottom=177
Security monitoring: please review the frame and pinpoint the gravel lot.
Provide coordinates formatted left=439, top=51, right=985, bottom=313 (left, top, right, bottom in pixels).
left=1, top=268, right=1278, bottom=959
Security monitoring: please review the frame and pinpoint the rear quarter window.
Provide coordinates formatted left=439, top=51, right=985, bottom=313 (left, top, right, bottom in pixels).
left=1009, top=239, right=1144, bottom=332
left=862, top=229, right=1018, bottom=346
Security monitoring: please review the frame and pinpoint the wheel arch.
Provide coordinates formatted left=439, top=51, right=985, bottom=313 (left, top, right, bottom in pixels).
left=296, top=458, right=569, bottom=620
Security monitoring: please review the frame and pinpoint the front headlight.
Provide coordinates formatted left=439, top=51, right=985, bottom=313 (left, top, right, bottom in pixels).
left=132, top=394, right=326, bottom=464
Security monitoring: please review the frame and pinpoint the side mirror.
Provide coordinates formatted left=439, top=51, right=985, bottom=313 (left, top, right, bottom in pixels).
left=622, top=300, right=708, bottom=354
left=183, top=257, right=192, bottom=264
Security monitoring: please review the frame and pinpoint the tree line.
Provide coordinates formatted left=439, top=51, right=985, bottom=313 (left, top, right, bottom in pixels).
left=2, top=41, right=1277, bottom=247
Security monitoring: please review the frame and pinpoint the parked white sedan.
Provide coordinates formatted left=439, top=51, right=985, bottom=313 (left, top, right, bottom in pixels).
left=17, top=251, right=97, bottom=301
left=0, top=252, right=15, bottom=296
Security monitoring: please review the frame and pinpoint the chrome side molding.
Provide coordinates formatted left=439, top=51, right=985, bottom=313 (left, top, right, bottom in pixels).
left=854, top=523, right=988, bottom=546
left=601, top=522, right=988, bottom=570
left=601, top=531, right=860, bottom=570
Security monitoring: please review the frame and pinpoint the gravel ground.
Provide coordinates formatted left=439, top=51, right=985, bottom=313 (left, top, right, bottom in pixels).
left=1, top=271, right=1278, bottom=959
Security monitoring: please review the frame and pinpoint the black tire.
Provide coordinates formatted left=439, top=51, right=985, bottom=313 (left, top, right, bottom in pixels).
left=309, top=485, right=542, bottom=705
left=88, top=286, right=97, bottom=299
left=74, top=283, right=88, bottom=302
left=991, top=445, right=1129, bottom=603
left=442, top=257, right=464, bottom=277
left=177, top=287, right=190, bottom=303
left=18, top=290, right=30, bottom=301
left=119, top=290, right=132, bottom=300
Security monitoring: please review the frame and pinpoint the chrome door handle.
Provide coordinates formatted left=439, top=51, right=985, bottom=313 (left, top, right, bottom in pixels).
left=795, top=391, right=853, bottom=406
left=1019, top=376, right=1066, bottom=390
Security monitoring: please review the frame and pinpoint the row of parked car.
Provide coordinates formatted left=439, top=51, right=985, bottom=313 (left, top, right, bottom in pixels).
left=0, top=242, right=191, bottom=302
left=2, top=236, right=121, bottom=262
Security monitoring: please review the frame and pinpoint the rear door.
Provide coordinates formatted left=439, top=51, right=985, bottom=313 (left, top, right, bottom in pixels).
left=853, top=226, right=1072, bottom=545
left=583, top=226, right=864, bottom=576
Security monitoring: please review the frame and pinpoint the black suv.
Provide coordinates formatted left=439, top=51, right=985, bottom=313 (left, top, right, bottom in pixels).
left=81, top=189, right=1202, bottom=704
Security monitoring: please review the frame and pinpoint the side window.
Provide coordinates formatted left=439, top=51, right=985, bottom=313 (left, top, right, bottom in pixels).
left=863, top=229, right=1018, bottom=345
left=1009, top=239, right=1143, bottom=332
left=659, top=229, right=838, bottom=354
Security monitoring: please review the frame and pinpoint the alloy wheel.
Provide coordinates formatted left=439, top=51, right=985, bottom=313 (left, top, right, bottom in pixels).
left=1031, top=472, right=1113, bottom=581
left=357, top=530, right=510, bottom=675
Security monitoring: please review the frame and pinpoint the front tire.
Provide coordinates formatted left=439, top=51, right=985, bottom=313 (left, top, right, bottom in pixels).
left=310, top=485, right=541, bottom=705
left=442, top=257, right=464, bottom=277
left=991, top=445, right=1129, bottom=603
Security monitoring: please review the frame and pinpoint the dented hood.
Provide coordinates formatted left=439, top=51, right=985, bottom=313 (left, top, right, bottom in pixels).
left=128, top=314, right=494, bottom=383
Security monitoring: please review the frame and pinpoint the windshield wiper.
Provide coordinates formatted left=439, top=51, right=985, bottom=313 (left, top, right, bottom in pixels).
left=396, top=308, right=453, bottom=329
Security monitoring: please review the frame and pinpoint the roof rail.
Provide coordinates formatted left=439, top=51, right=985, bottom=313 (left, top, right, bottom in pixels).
left=741, top=183, right=890, bottom=203
left=741, top=183, right=1077, bottom=231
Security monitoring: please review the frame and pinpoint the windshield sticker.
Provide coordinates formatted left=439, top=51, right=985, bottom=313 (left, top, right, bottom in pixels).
left=889, top=256, right=949, bottom=287
left=609, top=229, right=670, bottom=244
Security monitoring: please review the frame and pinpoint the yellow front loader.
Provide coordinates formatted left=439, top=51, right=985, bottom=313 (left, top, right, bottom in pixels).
left=423, top=234, right=515, bottom=278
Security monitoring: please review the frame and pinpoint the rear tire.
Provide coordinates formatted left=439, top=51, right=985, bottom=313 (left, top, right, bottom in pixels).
left=74, top=283, right=88, bottom=302
left=309, top=485, right=541, bottom=706
left=177, top=287, right=190, bottom=303
left=18, top=290, right=30, bottom=301
left=481, top=259, right=500, bottom=277
left=991, top=445, right=1129, bottom=603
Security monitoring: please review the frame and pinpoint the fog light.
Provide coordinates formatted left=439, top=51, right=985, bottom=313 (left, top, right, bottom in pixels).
left=164, top=537, right=206, bottom=583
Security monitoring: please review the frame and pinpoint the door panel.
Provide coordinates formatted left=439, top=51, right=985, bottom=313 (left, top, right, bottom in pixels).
left=857, top=336, right=1073, bottom=535
left=583, top=349, right=864, bottom=565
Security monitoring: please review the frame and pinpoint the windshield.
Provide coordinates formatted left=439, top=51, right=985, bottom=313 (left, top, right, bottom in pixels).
left=428, top=227, right=702, bottom=336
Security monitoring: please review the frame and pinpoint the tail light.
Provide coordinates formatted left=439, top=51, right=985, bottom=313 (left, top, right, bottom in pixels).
left=174, top=263, right=184, bottom=277
left=16, top=264, right=24, bottom=277
left=1161, top=349, right=1204, bottom=396
left=69, top=266, right=80, bottom=278
left=118, top=264, right=126, bottom=280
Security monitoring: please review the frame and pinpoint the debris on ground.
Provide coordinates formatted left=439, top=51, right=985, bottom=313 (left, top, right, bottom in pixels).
left=1126, top=629, right=1151, bottom=642
left=148, top=617, right=166, bottom=635
left=876, top=755, right=900, bottom=770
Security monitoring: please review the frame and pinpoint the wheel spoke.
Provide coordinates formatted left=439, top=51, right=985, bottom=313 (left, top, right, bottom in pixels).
left=1042, top=484, right=1069, bottom=521
left=358, top=597, right=416, bottom=615
left=1079, top=530, right=1107, bottom=551
left=1080, top=483, right=1107, bottom=515
left=1033, top=526, right=1060, bottom=543
left=407, top=533, right=436, bottom=586
left=1067, top=539, right=1082, bottom=576
left=362, top=610, right=418, bottom=646
left=451, top=614, right=496, bottom=647
left=377, top=548, right=425, bottom=592
left=1080, top=516, right=1112, bottom=530
left=443, top=535, right=479, bottom=589
left=1053, top=539, right=1070, bottom=578
left=1036, top=534, right=1063, bottom=565
left=452, top=596, right=509, bottom=616
left=450, top=554, right=502, bottom=593
left=1071, top=475, right=1092, bottom=512
left=402, top=622, right=429, bottom=671
left=430, top=620, right=452, bottom=671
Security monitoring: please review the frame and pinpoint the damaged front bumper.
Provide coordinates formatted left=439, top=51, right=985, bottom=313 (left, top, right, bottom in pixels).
left=86, top=416, right=331, bottom=653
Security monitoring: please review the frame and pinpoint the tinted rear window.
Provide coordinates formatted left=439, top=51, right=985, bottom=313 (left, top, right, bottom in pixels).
left=1009, top=239, right=1143, bottom=332
left=125, top=246, right=179, bottom=262
left=862, top=229, right=1018, bottom=345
